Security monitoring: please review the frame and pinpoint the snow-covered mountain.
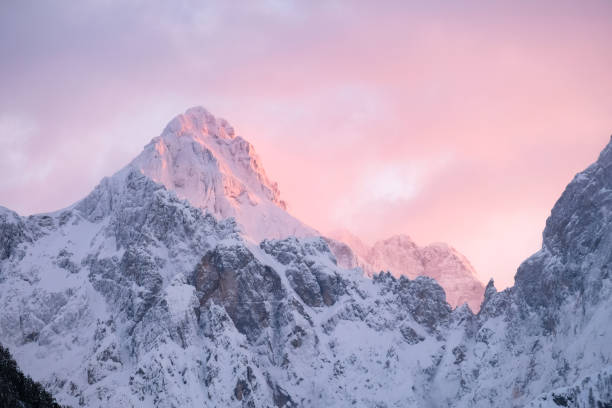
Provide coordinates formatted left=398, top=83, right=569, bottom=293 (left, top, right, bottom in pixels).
left=327, top=232, right=485, bottom=311
left=129, top=106, right=483, bottom=308
left=130, top=106, right=317, bottom=242
left=0, top=108, right=611, bottom=407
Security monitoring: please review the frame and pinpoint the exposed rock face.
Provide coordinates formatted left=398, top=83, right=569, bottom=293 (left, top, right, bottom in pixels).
left=0, top=207, right=29, bottom=261
left=0, top=109, right=611, bottom=407
left=374, top=272, right=452, bottom=333
left=526, top=366, right=612, bottom=408
left=261, top=237, right=346, bottom=307
left=194, top=243, right=289, bottom=342
left=328, top=232, right=485, bottom=311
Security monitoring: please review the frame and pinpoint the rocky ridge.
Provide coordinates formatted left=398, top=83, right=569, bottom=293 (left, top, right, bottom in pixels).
left=327, top=232, right=485, bottom=311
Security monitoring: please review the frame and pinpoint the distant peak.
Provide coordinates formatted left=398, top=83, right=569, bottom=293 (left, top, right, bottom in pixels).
left=162, top=106, right=235, bottom=140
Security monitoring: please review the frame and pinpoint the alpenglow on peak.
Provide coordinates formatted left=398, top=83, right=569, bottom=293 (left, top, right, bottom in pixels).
left=128, top=106, right=317, bottom=242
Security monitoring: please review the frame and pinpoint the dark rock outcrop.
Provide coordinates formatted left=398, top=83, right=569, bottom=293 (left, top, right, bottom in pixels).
left=261, top=238, right=346, bottom=307
left=194, top=244, right=289, bottom=342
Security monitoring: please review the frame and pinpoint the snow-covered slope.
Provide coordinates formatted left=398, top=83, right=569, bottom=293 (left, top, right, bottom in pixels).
left=130, top=106, right=317, bottom=242
left=327, top=232, right=485, bottom=311
left=0, top=169, right=455, bottom=407
left=0, top=109, right=611, bottom=407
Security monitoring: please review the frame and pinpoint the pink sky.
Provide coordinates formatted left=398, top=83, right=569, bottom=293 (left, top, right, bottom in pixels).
left=1, top=1, right=611, bottom=289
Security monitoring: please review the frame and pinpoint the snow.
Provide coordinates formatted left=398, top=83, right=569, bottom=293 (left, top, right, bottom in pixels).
left=129, top=106, right=318, bottom=243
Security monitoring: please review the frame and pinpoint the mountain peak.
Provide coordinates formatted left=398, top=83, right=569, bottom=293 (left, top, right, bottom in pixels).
left=128, top=106, right=316, bottom=242
left=162, top=106, right=235, bottom=140
left=484, top=278, right=496, bottom=298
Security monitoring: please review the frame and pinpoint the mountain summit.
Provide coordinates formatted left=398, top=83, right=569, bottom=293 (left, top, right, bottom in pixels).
left=129, top=106, right=316, bottom=242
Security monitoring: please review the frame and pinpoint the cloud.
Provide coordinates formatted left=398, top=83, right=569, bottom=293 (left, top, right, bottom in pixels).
left=0, top=113, right=40, bottom=188
left=330, top=153, right=454, bottom=229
